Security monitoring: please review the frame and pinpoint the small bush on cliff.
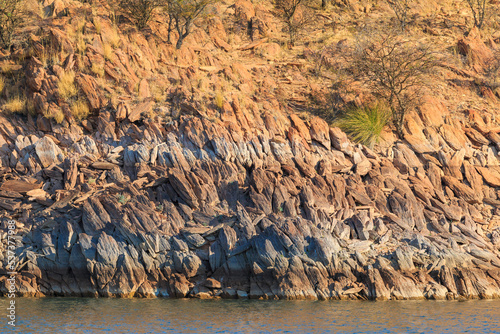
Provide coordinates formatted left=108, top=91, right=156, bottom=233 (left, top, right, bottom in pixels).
left=165, top=0, right=214, bottom=49
left=119, top=0, right=161, bottom=29
left=348, top=30, right=436, bottom=137
left=386, top=0, right=414, bottom=31
left=273, top=0, right=312, bottom=45
left=337, top=104, right=389, bottom=148
left=0, top=0, right=24, bottom=49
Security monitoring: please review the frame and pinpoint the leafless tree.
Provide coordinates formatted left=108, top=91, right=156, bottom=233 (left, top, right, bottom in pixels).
left=119, top=0, right=161, bottom=29
left=386, top=0, right=415, bottom=31
left=165, top=0, right=214, bottom=49
left=348, top=30, right=437, bottom=137
left=464, top=0, right=487, bottom=29
left=273, top=0, right=312, bottom=46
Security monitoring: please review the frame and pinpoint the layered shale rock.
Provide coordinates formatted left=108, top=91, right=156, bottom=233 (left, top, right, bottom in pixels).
left=1, top=104, right=500, bottom=300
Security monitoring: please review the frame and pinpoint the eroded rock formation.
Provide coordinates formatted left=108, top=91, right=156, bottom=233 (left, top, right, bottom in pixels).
left=1, top=105, right=500, bottom=300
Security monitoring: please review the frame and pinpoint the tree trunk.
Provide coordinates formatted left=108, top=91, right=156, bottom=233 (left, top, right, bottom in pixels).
left=176, top=36, right=184, bottom=49
left=167, top=16, right=173, bottom=44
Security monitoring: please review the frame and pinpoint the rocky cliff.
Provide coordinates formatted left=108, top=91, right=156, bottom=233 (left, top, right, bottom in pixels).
left=1, top=0, right=500, bottom=300
left=1, top=105, right=500, bottom=300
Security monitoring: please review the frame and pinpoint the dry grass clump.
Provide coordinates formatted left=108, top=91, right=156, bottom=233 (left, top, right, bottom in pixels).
left=76, top=33, right=86, bottom=55
left=150, top=82, right=166, bottom=102
left=0, top=76, right=5, bottom=94
left=91, top=63, right=105, bottom=78
left=3, top=96, right=25, bottom=113
left=108, top=26, right=121, bottom=48
left=58, top=71, right=78, bottom=99
left=94, top=17, right=102, bottom=34
left=103, top=43, right=113, bottom=61
left=71, top=99, right=90, bottom=121
left=68, top=19, right=87, bottom=55
left=44, top=108, right=65, bottom=124
left=215, top=90, right=224, bottom=110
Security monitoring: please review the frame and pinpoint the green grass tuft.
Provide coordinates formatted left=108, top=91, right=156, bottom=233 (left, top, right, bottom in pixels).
left=337, top=104, right=389, bottom=148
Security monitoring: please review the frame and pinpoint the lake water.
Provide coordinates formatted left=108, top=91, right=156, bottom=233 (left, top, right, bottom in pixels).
left=1, top=298, right=499, bottom=333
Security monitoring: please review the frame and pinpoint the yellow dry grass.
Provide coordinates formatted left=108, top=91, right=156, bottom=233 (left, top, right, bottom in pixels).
left=150, top=82, right=166, bottom=103
left=0, top=76, right=5, bottom=94
left=215, top=90, right=224, bottom=110
left=71, top=99, right=90, bottom=121
left=58, top=71, right=78, bottom=100
left=108, top=26, right=121, bottom=49
left=3, top=96, right=25, bottom=114
left=103, top=43, right=113, bottom=61
left=91, top=63, right=105, bottom=78
left=44, top=108, right=65, bottom=124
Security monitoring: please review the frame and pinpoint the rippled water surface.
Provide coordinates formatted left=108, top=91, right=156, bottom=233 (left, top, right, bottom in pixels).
left=1, top=298, right=500, bottom=333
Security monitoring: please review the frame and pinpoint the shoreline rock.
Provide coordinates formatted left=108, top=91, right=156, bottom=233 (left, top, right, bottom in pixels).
left=1, top=108, right=500, bottom=301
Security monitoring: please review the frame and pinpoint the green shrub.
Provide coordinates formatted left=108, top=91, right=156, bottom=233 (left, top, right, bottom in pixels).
left=337, top=104, right=389, bottom=148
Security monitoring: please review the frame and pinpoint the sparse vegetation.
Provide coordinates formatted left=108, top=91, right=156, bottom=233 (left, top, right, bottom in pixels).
left=108, top=26, right=121, bottom=48
left=337, top=104, right=389, bottom=148
left=71, top=98, right=90, bottom=121
left=464, top=0, right=487, bottom=29
left=151, top=82, right=166, bottom=102
left=214, top=90, right=223, bottom=110
left=348, top=30, right=437, bottom=137
left=91, top=63, right=105, bottom=78
left=273, top=0, right=311, bottom=45
left=94, top=17, right=102, bottom=34
left=103, top=43, right=113, bottom=61
left=0, top=0, right=24, bottom=49
left=0, top=75, right=5, bottom=94
left=484, top=50, right=500, bottom=88
left=25, top=99, right=35, bottom=115
left=119, top=0, right=161, bottom=29
left=76, top=33, right=86, bottom=55
left=44, top=107, right=65, bottom=123
left=116, top=193, right=128, bottom=204
left=0, top=0, right=492, bottom=152
left=386, top=0, right=414, bottom=31
left=58, top=70, right=78, bottom=100
left=3, top=95, right=25, bottom=113
left=165, top=0, right=214, bottom=49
